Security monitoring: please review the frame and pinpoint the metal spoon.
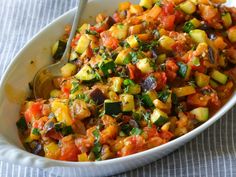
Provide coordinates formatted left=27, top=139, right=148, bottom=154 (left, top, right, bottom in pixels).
left=33, top=0, right=87, bottom=99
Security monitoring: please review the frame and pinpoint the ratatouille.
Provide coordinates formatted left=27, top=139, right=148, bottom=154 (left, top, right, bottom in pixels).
left=17, top=0, right=236, bottom=161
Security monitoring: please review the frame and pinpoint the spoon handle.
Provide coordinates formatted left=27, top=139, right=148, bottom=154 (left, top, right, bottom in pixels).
left=61, top=0, right=88, bottom=65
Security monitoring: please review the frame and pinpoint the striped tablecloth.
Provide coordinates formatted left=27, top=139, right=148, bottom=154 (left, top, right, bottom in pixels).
left=0, top=0, right=236, bottom=176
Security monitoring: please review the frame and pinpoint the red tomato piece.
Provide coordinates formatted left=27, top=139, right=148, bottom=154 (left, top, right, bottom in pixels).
left=119, top=135, right=146, bottom=157
left=165, top=59, right=179, bottom=81
left=24, top=102, right=43, bottom=123
left=187, top=93, right=210, bottom=107
left=162, top=15, right=175, bottom=31
left=159, top=130, right=173, bottom=141
left=127, top=63, right=143, bottom=82
left=71, top=34, right=81, bottom=48
left=153, top=72, right=167, bottom=91
left=60, top=136, right=79, bottom=161
left=90, top=23, right=108, bottom=33
left=143, top=125, right=159, bottom=139
left=112, top=12, right=123, bottom=23
left=174, top=10, right=185, bottom=24
left=100, top=31, right=119, bottom=50
left=163, top=3, right=175, bottom=15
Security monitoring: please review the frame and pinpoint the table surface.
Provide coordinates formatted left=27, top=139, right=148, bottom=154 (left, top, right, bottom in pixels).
left=0, top=0, right=236, bottom=177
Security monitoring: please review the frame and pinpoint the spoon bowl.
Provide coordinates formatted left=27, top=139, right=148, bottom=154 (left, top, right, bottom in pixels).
left=33, top=0, right=87, bottom=99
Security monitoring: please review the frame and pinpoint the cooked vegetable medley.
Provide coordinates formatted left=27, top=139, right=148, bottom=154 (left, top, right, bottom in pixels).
left=17, top=0, right=236, bottom=161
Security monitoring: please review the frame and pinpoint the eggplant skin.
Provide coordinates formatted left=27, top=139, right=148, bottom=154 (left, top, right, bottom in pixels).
left=26, top=141, right=44, bottom=155
left=90, top=88, right=106, bottom=105
left=141, top=76, right=157, bottom=92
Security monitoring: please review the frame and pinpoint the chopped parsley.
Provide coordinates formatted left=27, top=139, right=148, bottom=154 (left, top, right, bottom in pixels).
left=85, top=29, right=98, bottom=35
left=32, top=128, right=40, bottom=136
left=92, top=128, right=102, bottom=160
left=130, top=127, right=143, bottom=135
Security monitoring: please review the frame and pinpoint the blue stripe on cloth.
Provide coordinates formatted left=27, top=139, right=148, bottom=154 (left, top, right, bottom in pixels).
left=0, top=0, right=236, bottom=177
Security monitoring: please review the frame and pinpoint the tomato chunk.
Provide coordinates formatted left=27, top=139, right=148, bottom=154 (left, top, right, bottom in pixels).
left=24, top=102, right=43, bottom=123
left=60, top=135, right=79, bottom=161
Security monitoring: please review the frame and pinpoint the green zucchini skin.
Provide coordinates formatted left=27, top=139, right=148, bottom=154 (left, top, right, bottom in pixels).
left=52, top=40, right=67, bottom=60
left=104, top=100, right=122, bottom=115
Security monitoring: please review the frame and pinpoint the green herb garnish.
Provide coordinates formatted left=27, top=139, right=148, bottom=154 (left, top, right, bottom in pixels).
left=32, top=128, right=40, bottom=136
left=130, top=127, right=143, bottom=135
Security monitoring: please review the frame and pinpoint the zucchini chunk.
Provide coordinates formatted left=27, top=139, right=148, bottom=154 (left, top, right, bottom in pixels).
left=151, top=108, right=169, bottom=126
left=139, top=0, right=153, bottom=9
left=120, top=94, right=135, bottom=112
left=50, top=89, right=62, bottom=98
left=190, top=107, right=209, bottom=122
left=126, top=35, right=139, bottom=49
left=115, top=48, right=132, bottom=65
left=78, top=23, right=90, bottom=34
left=75, top=65, right=96, bottom=81
left=136, top=58, right=154, bottom=74
left=110, top=24, right=129, bottom=40
left=52, top=40, right=66, bottom=60
left=75, top=35, right=90, bottom=54
left=108, top=77, right=124, bottom=93
left=126, top=84, right=141, bottom=94
left=222, top=12, right=232, bottom=28
left=177, top=62, right=191, bottom=80
left=183, top=18, right=201, bottom=33
left=209, top=79, right=219, bottom=88
left=195, top=72, right=210, bottom=87
left=210, top=70, right=228, bottom=85
left=179, top=1, right=196, bottom=14
left=173, top=86, right=196, bottom=97
left=69, top=51, right=78, bottom=62
left=159, top=35, right=175, bottom=51
left=227, top=26, right=236, bottom=43
left=61, top=63, right=77, bottom=77
left=104, top=100, right=122, bottom=115
left=99, top=59, right=115, bottom=76
left=189, top=29, right=208, bottom=43
left=142, top=90, right=158, bottom=107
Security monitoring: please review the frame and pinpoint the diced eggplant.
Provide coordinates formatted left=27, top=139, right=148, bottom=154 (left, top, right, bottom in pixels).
left=208, top=33, right=217, bottom=40
left=43, top=121, right=55, bottom=133
left=28, top=141, right=44, bottom=155
left=129, top=119, right=139, bottom=128
left=90, top=88, right=106, bottom=105
left=208, top=46, right=215, bottom=64
left=105, top=16, right=115, bottom=27
left=141, top=76, right=157, bottom=91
